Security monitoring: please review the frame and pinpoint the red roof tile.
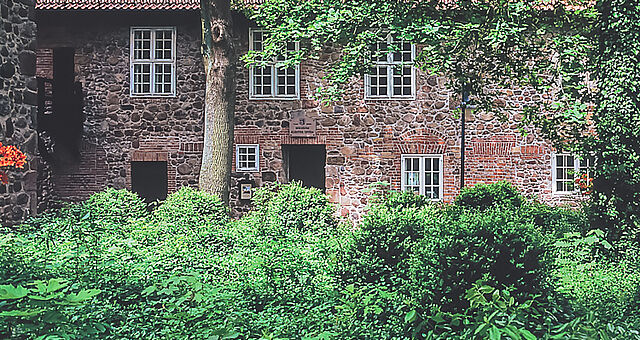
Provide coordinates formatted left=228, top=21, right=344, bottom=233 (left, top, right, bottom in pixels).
left=35, top=0, right=589, bottom=11
left=35, top=0, right=265, bottom=10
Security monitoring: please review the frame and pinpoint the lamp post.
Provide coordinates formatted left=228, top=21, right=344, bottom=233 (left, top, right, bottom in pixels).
left=460, top=89, right=470, bottom=190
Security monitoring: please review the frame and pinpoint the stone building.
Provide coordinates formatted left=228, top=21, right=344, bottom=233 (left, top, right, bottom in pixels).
left=0, top=0, right=39, bottom=224
left=21, top=0, right=585, bottom=222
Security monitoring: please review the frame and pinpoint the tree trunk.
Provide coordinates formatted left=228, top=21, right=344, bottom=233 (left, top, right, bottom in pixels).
left=199, top=0, right=236, bottom=203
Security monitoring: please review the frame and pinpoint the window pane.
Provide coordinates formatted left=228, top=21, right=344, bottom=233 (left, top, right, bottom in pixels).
left=133, top=30, right=151, bottom=60
left=155, top=30, right=174, bottom=60
left=154, top=64, right=172, bottom=94
left=367, top=66, right=388, bottom=97
left=133, top=63, right=151, bottom=94
left=252, top=66, right=273, bottom=96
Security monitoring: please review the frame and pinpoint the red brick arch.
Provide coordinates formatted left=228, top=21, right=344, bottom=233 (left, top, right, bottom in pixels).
left=396, top=128, right=447, bottom=154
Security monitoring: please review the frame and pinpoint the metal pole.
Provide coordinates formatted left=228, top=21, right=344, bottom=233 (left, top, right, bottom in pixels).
left=460, top=90, right=469, bottom=190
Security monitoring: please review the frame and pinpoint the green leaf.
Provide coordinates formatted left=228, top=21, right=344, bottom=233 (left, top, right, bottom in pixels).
left=519, top=329, right=536, bottom=340
left=479, top=285, right=495, bottom=294
left=142, top=286, right=156, bottom=295
left=65, top=289, right=101, bottom=303
left=405, top=310, right=417, bottom=323
left=0, top=285, right=29, bottom=300
left=0, top=308, right=45, bottom=317
left=489, top=326, right=502, bottom=340
left=503, top=325, right=522, bottom=340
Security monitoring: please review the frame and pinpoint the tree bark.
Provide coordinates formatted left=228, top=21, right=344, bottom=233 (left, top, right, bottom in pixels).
left=199, top=0, right=236, bottom=203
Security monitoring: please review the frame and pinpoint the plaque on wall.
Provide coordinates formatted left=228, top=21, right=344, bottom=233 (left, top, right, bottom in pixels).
left=289, top=110, right=317, bottom=137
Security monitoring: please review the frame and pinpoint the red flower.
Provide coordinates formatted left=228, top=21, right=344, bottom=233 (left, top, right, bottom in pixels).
left=0, top=142, right=27, bottom=185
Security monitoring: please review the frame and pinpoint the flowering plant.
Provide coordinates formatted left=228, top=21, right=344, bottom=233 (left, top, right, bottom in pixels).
left=575, top=173, right=593, bottom=196
left=0, top=142, right=27, bottom=184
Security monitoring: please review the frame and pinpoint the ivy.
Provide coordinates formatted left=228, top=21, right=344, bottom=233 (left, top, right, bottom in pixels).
left=244, top=0, right=595, bottom=133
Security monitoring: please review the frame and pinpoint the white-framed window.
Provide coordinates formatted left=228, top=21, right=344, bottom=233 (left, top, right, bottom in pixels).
left=236, top=144, right=260, bottom=172
left=130, top=27, right=176, bottom=97
left=365, top=35, right=416, bottom=99
left=401, top=154, right=443, bottom=199
left=552, top=153, right=592, bottom=194
left=248, top=29, right=300, bottom=100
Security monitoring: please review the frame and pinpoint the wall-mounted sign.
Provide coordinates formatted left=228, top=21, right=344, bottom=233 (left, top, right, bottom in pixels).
left=240, top=183, right=252, bottom=200
left=290, top=110, right=317, bottom=137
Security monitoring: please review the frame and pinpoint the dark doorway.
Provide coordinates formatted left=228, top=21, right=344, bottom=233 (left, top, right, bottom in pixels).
left=38, top=47, right=84, bottom=163
left=131, top=161, right=168, bottom=204
left=283, top=144, right=326, bottom=191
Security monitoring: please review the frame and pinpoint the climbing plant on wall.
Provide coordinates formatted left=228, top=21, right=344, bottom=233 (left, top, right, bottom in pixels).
left=242, top=0, right=595, bottom=136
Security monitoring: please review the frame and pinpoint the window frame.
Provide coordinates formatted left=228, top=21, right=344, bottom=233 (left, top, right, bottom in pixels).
left=400, top=154, right=443, bottom=200
left=235, top=144, right=260, bottom=172
left=248, top=28, right=300, bottom=100
left=365, top=34, right=417, bottom=100
left=129, top=27, right=177, bottom=97
left=552, top=153, right=592, bottom=194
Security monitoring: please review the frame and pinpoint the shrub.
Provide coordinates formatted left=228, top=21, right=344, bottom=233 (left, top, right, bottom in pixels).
left=246, top=181, right=338, bottom=237
left=82, top=188, right=148, bottom=228
left=455, top=181, right=525, bottom=210
left=153, top=187, right=229, bottom=228
left=339, top=201, right=431, bottom=284
left=407, top=206, right=552, bottom=312
left=553, top=230, right=640, bottom=324
left=377, top=190, right=433, bottom=211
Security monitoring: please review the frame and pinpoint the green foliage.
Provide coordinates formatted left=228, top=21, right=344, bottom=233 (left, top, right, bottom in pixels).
left=3, top=182, right=640, bottom=338
left=553, top=230, right=640, bottom=325
left=153, top=186, right=230, bottom=227
left=246, top=181, right=338, bottom=236
left=455, top=181, right=525, bottom=210
left=244, top=0, right=594, bottom=135
left=588, top=1, right=640, bottom=248
left=407, top=206, right=552, bottom=312
left=0, top=278, right=103, bottom=339
left=82, top=188, right=148, bottom=227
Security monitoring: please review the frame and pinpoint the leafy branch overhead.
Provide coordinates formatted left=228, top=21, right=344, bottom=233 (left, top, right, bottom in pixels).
left=243, top=0, right=596, bottom=139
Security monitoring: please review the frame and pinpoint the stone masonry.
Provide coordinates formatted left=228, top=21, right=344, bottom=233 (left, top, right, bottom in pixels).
left=0, top=0, right=39, bottom=225
left=33, top=9, right=582, bottom=222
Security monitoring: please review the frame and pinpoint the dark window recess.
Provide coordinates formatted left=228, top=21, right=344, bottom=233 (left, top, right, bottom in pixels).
left=131, top=161, right=168, bottom=204
left=283, top=144, right=326, bottom=191
left=37, top=47, right=84, bottom=163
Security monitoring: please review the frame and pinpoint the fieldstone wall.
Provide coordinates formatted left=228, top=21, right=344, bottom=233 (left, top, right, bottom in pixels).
left=36, top=12, right=206, bottom=202
left=0, top=0, right=39, bottom=225
left=35, top=10, right=579, bottom=221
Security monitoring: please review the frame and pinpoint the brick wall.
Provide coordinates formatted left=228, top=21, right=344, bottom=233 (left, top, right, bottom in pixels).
left=34, top=10, right=580, bottom=222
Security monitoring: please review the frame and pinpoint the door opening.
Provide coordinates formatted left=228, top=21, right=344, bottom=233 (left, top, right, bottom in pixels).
left=131, top=161, right=168, bottom=204
left=283, top=144, right=326, bottom=191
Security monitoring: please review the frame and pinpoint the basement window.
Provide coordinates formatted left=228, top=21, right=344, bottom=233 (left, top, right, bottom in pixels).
left=401, top=155, right=442, bottom=199
left=365, top=35, right=416, bottom=100
left=130, top=27, right=176, bottom=97
left=248, top=29, right=300, bottom=100
left=236, top=144, right=260, bottom=172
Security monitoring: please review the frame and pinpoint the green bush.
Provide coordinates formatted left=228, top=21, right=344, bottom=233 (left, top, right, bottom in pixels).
left=455, top=181, right=525, bottom=210
left=246, top=181, right=338, bottom=237
left=339, top=200, right=431, bottom=284
left=407, top=206, right=552, bottom=312
left=82, top=188, right=148, bottom=228
left=377, top=190, right=433, bottom=211
left=153, top=187, right=229, bottom=228
left=553, top=230, right=640, bottom=324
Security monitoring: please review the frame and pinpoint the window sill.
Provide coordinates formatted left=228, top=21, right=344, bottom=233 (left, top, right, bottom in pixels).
left=364, top=96, right=416, bottom=101
left=249, top=96, right=300, bottom=101
left=130, top=93, right=177, bottom=98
